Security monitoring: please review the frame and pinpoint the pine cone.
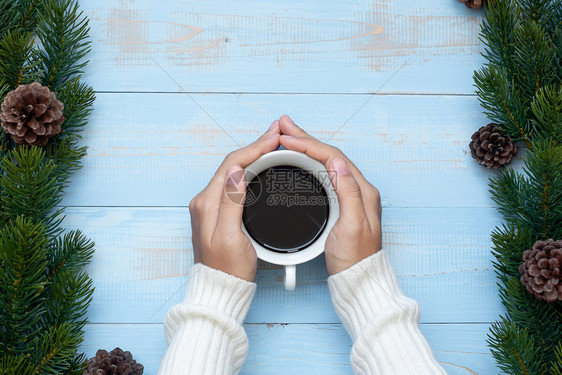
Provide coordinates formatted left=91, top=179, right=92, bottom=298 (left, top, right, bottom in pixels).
left=469, top=123, right=518, bottom=168
left=83, top=348, right=144, bottom=375
left=0, top=82, right=64, bottom=147
left=519, top=239, right=562, bottom=303
left=458, top=0, right=489, bottom=9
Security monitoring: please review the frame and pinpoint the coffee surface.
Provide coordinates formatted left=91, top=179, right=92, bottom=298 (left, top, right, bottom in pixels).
left=243, top=165, right=329, bottom=252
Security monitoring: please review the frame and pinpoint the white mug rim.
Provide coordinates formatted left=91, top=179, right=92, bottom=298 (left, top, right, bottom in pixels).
left=241, top=150, right=339, bottom=266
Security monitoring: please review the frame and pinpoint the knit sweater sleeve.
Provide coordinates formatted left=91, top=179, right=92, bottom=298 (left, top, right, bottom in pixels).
left=328, top=250, right=447, bottom=375
left=157, top=263, right=256, bottom=375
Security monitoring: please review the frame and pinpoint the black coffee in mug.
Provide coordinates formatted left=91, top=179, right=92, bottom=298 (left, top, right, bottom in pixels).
left=242, top=165, right=330, bottom=253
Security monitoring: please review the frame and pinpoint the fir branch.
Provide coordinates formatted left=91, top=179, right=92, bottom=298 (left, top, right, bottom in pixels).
left=0, top=147, right=64, bottom=238
left=488, top=317, right=547, bottom=374
left=0, top=31, right=42, bottom=90
left=48, top=230, right=94, bottom=280
left=474, top=65, right=531, bottom=147
left=31, top=323, right=82, bottom=375
left=500, top=277, right=562, bottom=361
left=44, top=137, right=87, bottom=191
left=0, top=217, right=48, bottom=356
left=522, top=141, right=562, bottom=238
left=0, top=355, right=37, bottom=374
left=519, top=0, right=555, bottom=29
left=554, top=25, right=562, bottom=84
left=54, top=78, right=96, bottom=136
left=37, top=0, right=91, bottom=89
left=490, top=222, right=536, bottom=278
left=0, top=0, right=18, bottom=37
left=530, top=85, right=562, bottom=144
left=17, top=0, right=46, bottom=32
left=480, top=0, right=519, bottom=80
left=512, top=20, right=557, bottom=107
left=0, top=79, right=8, bottom=101
left=553, top=342, right=562, bottom=375
left=488, top=142, right=562, bottom=238
left=42, top=270, right=93, bottom=334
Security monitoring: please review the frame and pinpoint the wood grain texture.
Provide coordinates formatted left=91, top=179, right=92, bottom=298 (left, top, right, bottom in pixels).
left=61, top=93, right=524, bottom=208
left=79, top=0, right=484, bottom=94
left=82, top=323, right=495, bottom=374
left=74, top=0, right=503, bottom=372
left=62, top=206, right=504, bottom=324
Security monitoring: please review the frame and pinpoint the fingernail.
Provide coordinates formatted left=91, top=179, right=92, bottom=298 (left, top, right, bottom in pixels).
left=332, top=158, right=349, bottom=176
left=227, top=168, right=244, bottom=186
left=268, top=120, right=279, bottom=130
left=285, top=115, right=295, bottom=125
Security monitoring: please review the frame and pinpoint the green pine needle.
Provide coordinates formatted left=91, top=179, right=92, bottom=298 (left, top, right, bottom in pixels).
left=0, top=217, right=49, bottom=356
left=37, top=0, right=91, bottom=89
left=0, top=31, right=42, bottom=90
left=488, top=317, right=547, bottom=374
left=474, top=64, right=531, bottom=146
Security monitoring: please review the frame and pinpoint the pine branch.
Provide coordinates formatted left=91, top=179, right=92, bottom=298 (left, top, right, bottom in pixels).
left=44, top=138, right=87, bottom=192
left=0, top=147, right=65, bottom=238
left=523, top=141, right=562, bottom=239
left=512, top=20, right=557, bottom=108
left=480, top=0, right=519, bottom=80
left=37, top=0, right=91, bottom=89
left=0, top=217, right=48, bottom=356
left=0, top=31, right=42, bottom=90
left=17, top=0, right=47, bottom=32
left=54, top=78, right=96, bottom=136
left=48, top=230, right=94, bottom=280
left=474, top=65, right=531, bottom=146
left=0, top=79, right=8, bottom=101
left=488, top=142, right=562, bottom=238
left=30, top=323, right=82, bottom=375
left=500, top=277, right=562, bottom=362
left=553, top=342, right=562, bottom=375
left=0, top=0, right=18, bottom=37
left=530, top=85, right=562, bottom=144
left=42, top=270, right=93, bottom=334
left=491, top=222, right=536, bottom=278
left=0, top=355, right=37, bottom=374
left=488, top=316, right=547, bottom=374
left=519, top=0, right=556, bottom=29
left=555, top=26, right=562, bottom=84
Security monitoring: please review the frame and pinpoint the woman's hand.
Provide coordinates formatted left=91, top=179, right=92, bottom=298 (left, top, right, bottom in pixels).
left=278, top=115, right=382, bottom=275
left=189, top=121, right=281, bottom=281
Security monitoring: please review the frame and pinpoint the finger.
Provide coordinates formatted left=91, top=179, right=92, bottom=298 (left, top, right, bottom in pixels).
left=330, top=158, right=367, bottom=223
left=280, top=134, right=369, bottom=188
left=216, top=165, right=247, bottom=235
left=278, top=114, right=309, bottom=137
left=280, top=134, right=380, bottom=224
left=209, top=124, right=280, bottom=190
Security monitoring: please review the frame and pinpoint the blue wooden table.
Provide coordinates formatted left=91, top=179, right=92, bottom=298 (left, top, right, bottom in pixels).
left=64, top=1, right=511, bottom=373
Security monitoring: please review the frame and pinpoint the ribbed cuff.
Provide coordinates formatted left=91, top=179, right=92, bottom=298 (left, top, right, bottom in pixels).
left=182, top=263, right=257, bottom=324
left=328, top=250, right=412, bottom=341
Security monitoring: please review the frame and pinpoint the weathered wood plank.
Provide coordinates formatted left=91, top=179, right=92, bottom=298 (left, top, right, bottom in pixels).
left=62, top=206, right=504, bottom=324
left=80, top=0, right=484, bottom=94
left=82, top=323, right=498, bottom=374
left=62, top=93, right=519, bottom=208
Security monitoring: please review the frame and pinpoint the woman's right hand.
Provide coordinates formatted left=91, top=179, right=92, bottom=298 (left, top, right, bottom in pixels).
left=278, top=115, right=382, bottom=275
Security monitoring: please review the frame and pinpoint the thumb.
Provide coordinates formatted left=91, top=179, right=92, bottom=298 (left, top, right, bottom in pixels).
left=330, top=158, right=366, bottom=222
left=217, top=165, right=247, bottom=229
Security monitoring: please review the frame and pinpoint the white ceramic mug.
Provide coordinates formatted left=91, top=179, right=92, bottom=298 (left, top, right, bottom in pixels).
left=241, top=150, right=339, bottom=290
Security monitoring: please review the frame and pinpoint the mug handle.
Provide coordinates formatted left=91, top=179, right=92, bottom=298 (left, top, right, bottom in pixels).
left=284, top=265, right=296, bottom=290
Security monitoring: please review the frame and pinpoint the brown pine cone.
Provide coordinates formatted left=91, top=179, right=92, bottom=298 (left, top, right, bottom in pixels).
left=469, top=123, right=519, bottom=168
left=0, top=82, right=64, bottom=147
left=459, top=0, right=489, bottom=9
left=519, top=239, right=562, bottom=303
left=83, top=348, right=144, bottom=375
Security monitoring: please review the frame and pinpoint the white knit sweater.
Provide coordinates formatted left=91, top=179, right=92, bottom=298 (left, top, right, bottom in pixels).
left=158, top=250, right=447, bottom=374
